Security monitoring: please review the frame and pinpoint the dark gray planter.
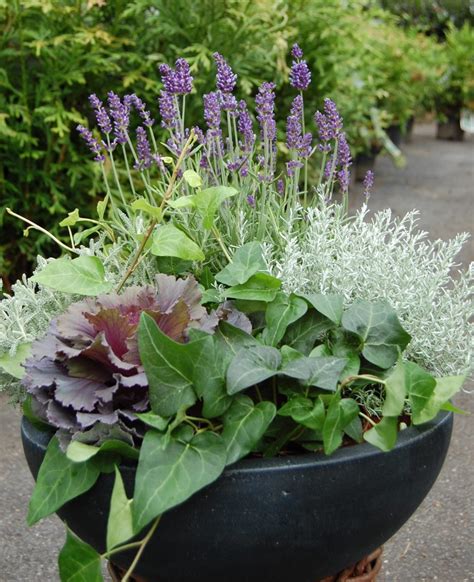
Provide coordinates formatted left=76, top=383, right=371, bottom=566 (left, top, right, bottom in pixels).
left=21, top=412, right=453, bottom=582
left=436, top=106, right=464, bottom=141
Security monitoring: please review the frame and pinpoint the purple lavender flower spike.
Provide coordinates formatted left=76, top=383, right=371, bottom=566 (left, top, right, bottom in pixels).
left=290, top=60, right=311, bottom=91
left=289, top=44, right=311, bottom=91
left=88, top=94, right=112, bottom=134
left=277, top=179, right=284, bottom=195
left=238, top=100, right=255, bottom=152
left=124, top=94, right=154, bottom=127
left=323, top=98, right=343, bottom=137
left=255, top=82, right=277, bottom=181
left=204, top=91, right=221, bottom=134
left=134, top=126, right=152, bottom=170
left=286, top=112, right=301, bottom=150
left=286, top=159, right=303, bottom=177
left=291, top=43, right=304, bottom=60
left=158, top=90, right=179, bottom=130
left=337, top=168, right=350, bottom=193
left=324, top=158, right=333, bottom=180
left=159, top=64, right=175, bottom=93
left=174, top=58, right=193, bottom=95
left=337, top=133, right=352, bottom=167
left=221, top=93, right=238, bottom=115
left=314, top=111, right=332, bottom=153
left=193, top=126, right=206, bottom=145
left=298, top=132, right=313, bottom=159
left=77, top=125, right=105, bottom=162
left=246, top=194, right=256, bottom=207
left=363, top=170, right=374, bottom=198
left=256, top=82, right=276, bottom=142
left=107, top=92, right=130, bottom=144
left=286, top=95, right=303, bottom=150
left=213, top=52, right=237, bottom=93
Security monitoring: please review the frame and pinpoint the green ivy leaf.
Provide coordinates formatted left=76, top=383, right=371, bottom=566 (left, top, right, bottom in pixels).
left=32, top=256, right=113, bottom=296
left=191, top=333, right=233, bottom=418
left=59, top=208, right=80, bottom=227
left=283, top=310, right=334, bottom=355
left=322, top=395, right=359, bottom=454
left=405, top=361, right=436, bottom=424
left=226, top=346, right=281, bottom=395
left=215, top=321, right=261, bottom=357
left=215, top=242, right=267, bottom=286
left=363, top=416, right=398, bottom=452
left=58, top=529, right=103, bottom=582
left=107, top=467, right=134, bottom=551
left=224, top=272, right=281, bottom=303
left=138, top=313, right=207, bottom=416
left=73, top=226, right=100, bottom=246
left=302, top=293, right=344, bottom=324
left=344, top=416, right=363, bottom=443
left=97, top=198, right=107, bottom=221
left=131, top=198, right=163, bottom=220
left=0, top=342, right=31, bottom=379
left=182, top=169, right=202, bottom=188
left=151, top=225, right=204, bottom=261
left=221, top=395, right=276, bottom=465
left=133, top=430, right=226, bottom=532
left=27, top=437, right=100, bottom=526
left=262, top=292, right=308, bottom=347
left=413, top=375, right=465, bottom=425
left=278, top=395, right=326, bottom=430
left=135, top=411, right=170, bottom=432
left=382, top=357, right=406, bottom=417
left=341, top=300, right=411, bottom=369
left=66, top=439, right=139, bottom=463
left=281, top=356, right=347, bottom=392
left=167, top=195, right=196, bottom=209
left=193, top=186, right=238, bottom=229
left=281, top=345, right=305, bottom=366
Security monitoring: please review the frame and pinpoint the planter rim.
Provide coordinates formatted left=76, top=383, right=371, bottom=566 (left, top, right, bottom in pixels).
left=21, top=410, right=451, bottom=475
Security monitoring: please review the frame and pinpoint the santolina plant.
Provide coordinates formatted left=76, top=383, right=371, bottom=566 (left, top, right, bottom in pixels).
left=0, top=46, right=471, bottom=581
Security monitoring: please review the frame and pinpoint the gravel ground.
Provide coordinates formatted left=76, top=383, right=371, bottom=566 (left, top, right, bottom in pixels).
left=0, top=122, right=472, bottom=581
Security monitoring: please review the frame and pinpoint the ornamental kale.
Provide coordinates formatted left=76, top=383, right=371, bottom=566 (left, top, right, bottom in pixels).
left=21, top=275, right=240, bottom=444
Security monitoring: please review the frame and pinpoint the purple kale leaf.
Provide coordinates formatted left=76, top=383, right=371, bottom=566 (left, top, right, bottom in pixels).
left=22, top=275, right=244, bottom=446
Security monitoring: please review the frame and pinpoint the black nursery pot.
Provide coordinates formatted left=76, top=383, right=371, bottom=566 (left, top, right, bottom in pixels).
left=354, top=145, right=381, bottom=182
left=436, top=106, right=464, bottom=141
left=386, top=124, right=403, bottom=148
left=22, top=413, right=453, bottom=582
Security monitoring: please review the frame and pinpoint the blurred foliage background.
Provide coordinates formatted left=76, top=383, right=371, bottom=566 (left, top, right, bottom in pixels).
left=0, top=0, right=473, bottom=286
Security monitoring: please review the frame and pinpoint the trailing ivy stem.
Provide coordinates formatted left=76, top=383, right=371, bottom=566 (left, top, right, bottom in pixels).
left=115, top=131, right=196, bottom=292
left=120, top=516, right=161, bottom=582
left=340, top=374, right=386, bottom=391
left=101, top=541, right=142, bottom=559
left=186, top=416, right=216, bottom=429
left=359, top=411, right=377, bottom=427
left=6, top=208, right=78, bottom=254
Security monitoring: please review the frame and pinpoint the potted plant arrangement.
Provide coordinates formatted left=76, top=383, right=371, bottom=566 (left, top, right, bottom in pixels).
left=1, top=46, right=472, bottom=582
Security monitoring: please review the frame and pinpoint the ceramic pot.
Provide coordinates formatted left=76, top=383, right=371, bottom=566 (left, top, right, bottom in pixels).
left=21, top=412, right=453, bottom=582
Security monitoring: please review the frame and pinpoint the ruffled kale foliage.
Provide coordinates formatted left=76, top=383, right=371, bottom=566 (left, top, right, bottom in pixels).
left=22, top=275, right=242, bottom=445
